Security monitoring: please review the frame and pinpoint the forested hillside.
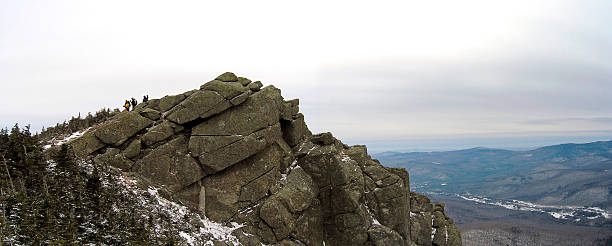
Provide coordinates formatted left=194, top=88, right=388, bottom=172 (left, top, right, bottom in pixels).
left=375, top=142, right=612, bottom=210
left=0, top=124, right=240, bottom=245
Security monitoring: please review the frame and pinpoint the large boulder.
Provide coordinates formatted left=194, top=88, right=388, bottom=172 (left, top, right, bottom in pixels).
left=281, top=113, right=311, bottom=147
left=368, top=224, right=405, bottom=246
left=189, top=86, right=285, bottom=173
left=139, top=108, right=161, bottom=121
left=203, top=144, right=283, bottom=222
left=411, top=212, right=433, bottom=246
left=93, top=148, right=133, bottom=171
left=280, top=99, right=299, bottom=121
left=123, top=139, right=141, bottom=159
left=71, top=131, right=105, bottom=157
left=291, top=203, right=324, bottom=246
left=257, top=167, right=317, bottom=242
left=174, top=182, right=206, bottom=213
left=141, top=121, right=179, bottom=147
left=248, top=81, right=263, bottom=92
left=197, top=123, right=282, bottom=173
left=158, top=93, right=187, bottom=112
left=215, top=72, right=239, bottom=82
left=373, top=181, right=410, bottom=241
left=165, top=90, right=226, bottom=124
left=411, top=192, right=433, bottom=213
left=272, top=167, right=317, bottom=214
left=260, top=196, right=295, bottom=241
left=433, top=211, right=446, bottom=228
left=237, top=77, right=252, bottom=86
left=295, top=140, right=372, bottom=245
left=94, top=112, right=153, bottom=146
left=134, top=136, right=205, bottom=193
left=188, top=135, right=243, bottom=158
left=191, top=86, right=283, bottom=136
left=311, top=132, right=335, bottom=146
left=200, top=80, right=249, bottom=99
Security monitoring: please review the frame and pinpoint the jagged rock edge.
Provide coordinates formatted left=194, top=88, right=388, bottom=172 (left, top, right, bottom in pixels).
left=67, top=72, right=462, bottom=246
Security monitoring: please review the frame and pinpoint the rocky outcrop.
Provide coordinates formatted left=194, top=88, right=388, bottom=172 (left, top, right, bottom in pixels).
left=70, top=72, right=461, bottom=246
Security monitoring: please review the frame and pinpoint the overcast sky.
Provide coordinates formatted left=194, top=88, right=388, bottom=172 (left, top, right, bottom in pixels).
left=1, top=0, right=611, bottom=152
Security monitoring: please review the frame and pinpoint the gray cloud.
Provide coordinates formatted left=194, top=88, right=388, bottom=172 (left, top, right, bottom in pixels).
left=524, top=117, right=612, bottom=126
left=301, top=44, right=612, bottom=143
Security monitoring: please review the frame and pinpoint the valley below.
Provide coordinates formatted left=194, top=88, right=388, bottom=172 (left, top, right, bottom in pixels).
left=432, top=194, right=612, bottom=246
left=373, top=141, right=612, bottom=245
left=427, top=192, right=612, bottom=226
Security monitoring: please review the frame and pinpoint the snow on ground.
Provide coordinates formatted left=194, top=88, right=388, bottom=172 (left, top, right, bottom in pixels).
left=431, top=228, right=436, bottom=240
left=458, top=195, right=490, bottom=204
left=364, top=204, right=382, bottom=226
left=339, top=152, right=360, bottom=172
left=340, top=154, right=351, bottom=163
left=549, top=211, right=575, bottom=219
left=585, top=207, right=612, bottom=219
left=43, top=127, right=92, bottom=149
left=116, top=173, right=244, bottom=245
left=372, top=218, right=381, bottom=226
left=458, top=194, right=612, bottom=222
left=179, top=232, right=196, bottom=245
left=492, top=201, right=517, bottom=210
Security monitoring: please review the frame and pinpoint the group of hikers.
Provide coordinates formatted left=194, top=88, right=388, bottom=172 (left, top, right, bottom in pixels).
left=123, top=95, right=149, bottom=111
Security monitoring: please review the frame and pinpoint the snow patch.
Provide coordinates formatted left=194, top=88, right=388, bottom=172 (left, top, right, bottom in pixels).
left=372, top=218, right=381, bottom=226
left=445, top=225, right=448, bottom=243
left=363, top=204, right=382, bottom=226
left=340, top=153, right=352, bottom=163
left=549, top=211, right=574, bottom=219
left=179, top=231, right=196, bottom=245
left=43, top=127, right=92, bottom=149
left=458, top=194, right=612, bottom=222
left=115, top=173, right=244, bottom=245
left=431, top=228, right=436, bottom=240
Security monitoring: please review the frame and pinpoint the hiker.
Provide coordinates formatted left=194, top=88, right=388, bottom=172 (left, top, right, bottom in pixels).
left=130, top=97, right=138, bottom=110
left=143, top=95, right=149, bottom=103
left=123, top=100, right=131, bottom=112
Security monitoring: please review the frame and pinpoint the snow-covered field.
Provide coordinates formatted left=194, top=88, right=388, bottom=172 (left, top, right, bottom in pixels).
left=458, top=194, right=612, bottom=222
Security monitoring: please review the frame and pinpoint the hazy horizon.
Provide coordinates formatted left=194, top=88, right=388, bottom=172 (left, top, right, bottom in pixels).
left=362, top=134, right=612, bottom=153
left=2, top=1, right=611, bottom=152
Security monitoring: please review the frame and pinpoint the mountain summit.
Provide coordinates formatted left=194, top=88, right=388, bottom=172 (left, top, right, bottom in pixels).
left=69, top=72, right=461, bottom=246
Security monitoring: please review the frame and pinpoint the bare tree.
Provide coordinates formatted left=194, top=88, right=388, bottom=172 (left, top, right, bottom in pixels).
left=1, top=155, right=14, bottom=194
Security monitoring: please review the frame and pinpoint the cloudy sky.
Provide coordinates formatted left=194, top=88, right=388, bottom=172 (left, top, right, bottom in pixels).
left=1, top=0, right=611, bottom=152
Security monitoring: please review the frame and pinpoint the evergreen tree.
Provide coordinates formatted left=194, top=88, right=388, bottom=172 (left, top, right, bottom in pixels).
left=2, top=122, right=187, bottom=245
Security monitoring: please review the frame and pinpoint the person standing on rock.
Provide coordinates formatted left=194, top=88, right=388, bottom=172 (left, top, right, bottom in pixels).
left=130, top=97, right=138, bottom=110
left=143, top=95, right=149, bottom=103
left=123, top=100, right=131, bottom=112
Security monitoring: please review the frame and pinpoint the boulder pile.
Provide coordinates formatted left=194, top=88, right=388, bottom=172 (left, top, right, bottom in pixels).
left=70, top=72, right=461, bottom=246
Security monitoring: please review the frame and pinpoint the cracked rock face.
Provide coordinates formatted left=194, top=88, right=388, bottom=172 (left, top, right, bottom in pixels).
left=71, top=72, right=462, bottom=246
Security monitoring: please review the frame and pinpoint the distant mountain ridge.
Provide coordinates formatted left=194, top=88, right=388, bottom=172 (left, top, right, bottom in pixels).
left=373, top=140, right=612, bottom=210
